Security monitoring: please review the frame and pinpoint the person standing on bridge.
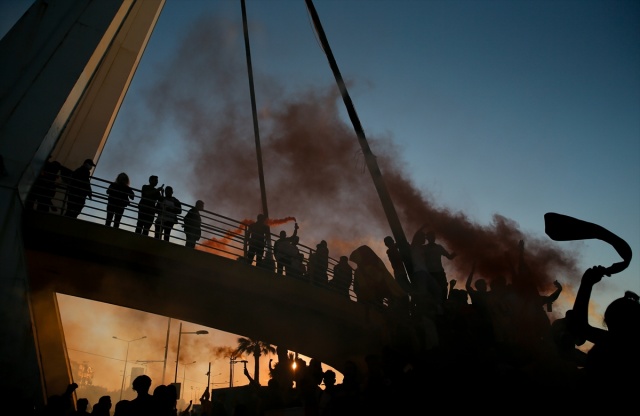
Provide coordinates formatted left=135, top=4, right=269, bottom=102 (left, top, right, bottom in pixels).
left=330, top=255, right=353, bottom=299
left=245, top=213, right=270, bottom=267
left=105, top=172, right=135, bottom=229
left=183, top=199, right=204, bottom=248
left=154, top=186, right=182, bottom=241
left=274, top=222, right=299, bottom=275
left=135, top=175, right=164, bottom=236
left=63, top=158, right=95, bottom=218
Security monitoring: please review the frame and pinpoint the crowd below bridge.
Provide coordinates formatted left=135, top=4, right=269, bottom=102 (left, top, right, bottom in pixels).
left=23, top=158, right=640, bottom=414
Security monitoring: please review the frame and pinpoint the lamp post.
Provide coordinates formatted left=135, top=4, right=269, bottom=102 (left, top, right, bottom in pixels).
left=182, top=361, right=196, bottom=400
left=173, top=322, right=209, bottom=384
left=113, top=335, right=146, bottom=401
left=229, top=358, right=247, bottom=388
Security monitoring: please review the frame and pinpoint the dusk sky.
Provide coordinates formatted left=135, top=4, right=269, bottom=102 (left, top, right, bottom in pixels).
left=3, top=0, right=639, bottom=402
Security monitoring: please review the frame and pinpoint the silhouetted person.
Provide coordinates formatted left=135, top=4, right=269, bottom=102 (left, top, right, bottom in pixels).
left=331, top=360, right=362, bottom=415
left=245, top=214, right=270, bottom=266
left=183, top=199, right=204, bottom=248
left=309, top=240, right=329, bottom=286
left=384, top=236, right=412, bottom=295
left=129, top=374, right=156, bottom=415
left=423, top=230, right=457, bottom=303
left=269, top=347, right=295, bottom=405
left=90, top=396, right=112, bottom=416
left=274, top=223, right=299, bottom=275
left=329, top=256, right=353, bottom=299
left=288, top=236, right=306, bottom=278
left=260, top=378, right=286, bottom=415
left=550, top=309, right=587, bottom=367
left=464, top=261, right=495, bottom=346
left=154, top=186, right=182, bottom=241
left=198, top=386, right=212, bottom=416
left=135, top=175, right=164, bottom=235
left=64, top=159, right=95, bottom=218
left=27, top=158, right=64, bottom=212
left=153, top=384, right=177, bottom=416
left=113, top=400, right=132, bottom=416
left=570, top=265, right=640, bottom=402
left=105, top=172, right=135, bottom=228
left=71, top=398, right=90, bottom=416
left=42, top=382, right=78, bottom=416
left=318, top=370, right=337, bottom=416
left=410, top=230, right=441, bottom=317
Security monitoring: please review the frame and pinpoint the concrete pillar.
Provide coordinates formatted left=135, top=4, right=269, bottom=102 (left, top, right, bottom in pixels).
left=0, top=0, right=164, bottom=406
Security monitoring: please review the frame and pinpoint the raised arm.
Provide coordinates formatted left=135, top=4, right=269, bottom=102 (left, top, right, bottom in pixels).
left=465, top=261, right=476, bottom=293
left=548, top=280, right=563, bottom=303
left=571, top=265, right=609, bottom=343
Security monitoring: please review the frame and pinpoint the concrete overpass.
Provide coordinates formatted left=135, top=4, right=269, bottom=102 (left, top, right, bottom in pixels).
left=22, top=209, right=393, bottom=400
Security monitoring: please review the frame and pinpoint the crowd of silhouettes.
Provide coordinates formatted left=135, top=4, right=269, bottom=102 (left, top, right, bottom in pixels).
left=23, top=160, right=640, bottom=413
left=26, top=160, right=212, bottom=249
left=29, top=231, right=639, bottom=415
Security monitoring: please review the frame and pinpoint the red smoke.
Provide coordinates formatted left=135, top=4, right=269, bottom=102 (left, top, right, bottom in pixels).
left=111, top=14, right=582, bottom=309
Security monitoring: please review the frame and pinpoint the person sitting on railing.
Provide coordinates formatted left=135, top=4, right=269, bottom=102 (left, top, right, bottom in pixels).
left=63, top=158, right=95, bottom=219
left=183, top=199, right=204, bottom=248
left=154, top=186, right=182, bottom=241
left=105, top=172, right=135, bottom=229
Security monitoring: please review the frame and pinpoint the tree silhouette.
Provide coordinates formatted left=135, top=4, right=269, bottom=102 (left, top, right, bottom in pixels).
left=234, top=337, right=276, bottom=386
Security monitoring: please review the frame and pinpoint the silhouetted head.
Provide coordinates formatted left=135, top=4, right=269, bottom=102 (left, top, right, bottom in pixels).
left=165, top=186, right=173, bottom=197
left=383, top=236, right=394, bottom=247
left=604, top=291, right=640, bottom=334
left=475, top=278, right=487, bottom=292
left=279, top=230, right=286, bottom=238
left=425, top=231, right=436, bottom=243
left=257, top=213, right=265, bottom=222
left=195, top=200, right=205, bottom=210
left=45, top=160, right=62, bottom=173
left=323, top=370, right=336, bottom=387
left=132, top=375, right=152, bottom=394
left=149, top=175, right=158, bottom=185
left=116, top=172, right=129, bottom=185
left=83, top=159, right=96, bottom=169
left=76, top=398, right=89, bottom=411
left=98, top=395, right=112, bottom=408
left=340, top=255, right=348, bottom=263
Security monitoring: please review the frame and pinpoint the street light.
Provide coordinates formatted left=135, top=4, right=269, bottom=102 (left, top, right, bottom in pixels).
left=182, top=361, right=196, bottom=400
left=113, top=335, right=146, bottom=401
left=174, top=322, right=209, bottom=384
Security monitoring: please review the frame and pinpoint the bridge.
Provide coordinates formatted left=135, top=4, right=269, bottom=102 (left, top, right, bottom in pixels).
left=22, top=174, right=398, bottom=399
left=0, top=1, right=410, bottom=407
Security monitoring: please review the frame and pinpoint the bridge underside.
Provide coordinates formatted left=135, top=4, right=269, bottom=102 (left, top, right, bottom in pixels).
left=23, top=211, right=392, bottom=394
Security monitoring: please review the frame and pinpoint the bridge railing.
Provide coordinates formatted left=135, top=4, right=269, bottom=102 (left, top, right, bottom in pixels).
left=24, top=172, right=360, bottom=302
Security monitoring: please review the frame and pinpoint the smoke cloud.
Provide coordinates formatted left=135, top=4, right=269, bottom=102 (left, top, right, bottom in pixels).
left=129, top=14, right=582, bottom=294
left=65, top=12, right=590, bottom=395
